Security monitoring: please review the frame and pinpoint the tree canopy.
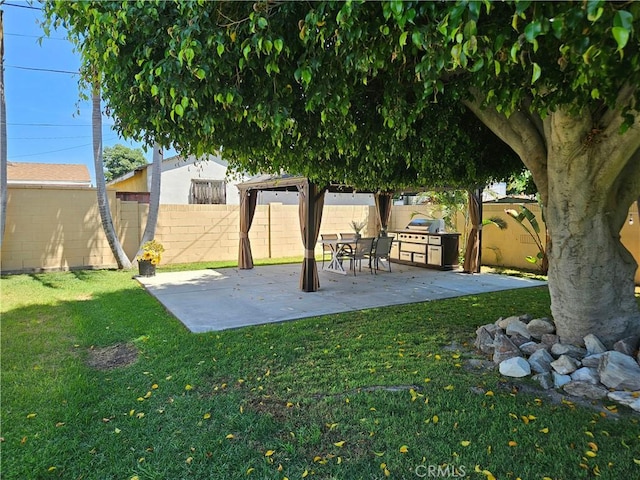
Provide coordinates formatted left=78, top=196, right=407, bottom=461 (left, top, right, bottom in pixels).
left=103, top=144, right=147, bottom=181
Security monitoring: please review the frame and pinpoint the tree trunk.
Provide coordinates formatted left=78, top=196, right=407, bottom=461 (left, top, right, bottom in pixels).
left=92, top=85, right=131, bottom=269
left=546, top=157, right=639, bottom=347
left=465, top=96, right=640, bottom=348
left=138, top=142, right=162, bottom=252
left=0, top=11, right=7, bottom=249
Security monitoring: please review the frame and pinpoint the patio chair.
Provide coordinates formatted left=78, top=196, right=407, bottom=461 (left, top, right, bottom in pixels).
left=321, top=233, right=339, bottom=268
left=346, top=237, right=375, bottom=276
left=339, top=232, right=357, bottom=242
left=368, top=235, right=394, bottom=274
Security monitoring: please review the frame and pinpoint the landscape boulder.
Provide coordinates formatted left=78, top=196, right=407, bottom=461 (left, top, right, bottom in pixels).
left=598, top=351, right=640, bottom=390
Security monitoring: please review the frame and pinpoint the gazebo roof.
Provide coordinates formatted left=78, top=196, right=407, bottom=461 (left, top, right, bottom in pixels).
left=237, top=174, right=381, bottom=194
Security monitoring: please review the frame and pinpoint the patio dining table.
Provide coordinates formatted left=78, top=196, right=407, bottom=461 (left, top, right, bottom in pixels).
left=320, top=238, right=356, bottom=275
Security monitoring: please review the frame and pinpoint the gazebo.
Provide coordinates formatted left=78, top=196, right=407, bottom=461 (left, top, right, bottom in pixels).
left=237, top=175, right=482, bottom=292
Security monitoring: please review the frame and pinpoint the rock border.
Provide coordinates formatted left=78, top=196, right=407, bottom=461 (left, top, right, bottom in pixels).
left=474, top=314, right=640, bottom=413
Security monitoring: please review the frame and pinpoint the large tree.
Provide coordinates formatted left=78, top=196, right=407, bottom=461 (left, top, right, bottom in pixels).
left=103, top=144, right=147, bottom=181
left=44, top=1, right=640, bottom=346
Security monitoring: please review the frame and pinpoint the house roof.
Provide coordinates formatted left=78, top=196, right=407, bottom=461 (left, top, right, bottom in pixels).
left=7, top=162, right=92, bottom=186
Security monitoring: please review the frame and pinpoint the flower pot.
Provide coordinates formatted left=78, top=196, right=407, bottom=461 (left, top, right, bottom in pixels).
left=138, top=260, right=156, bottom=277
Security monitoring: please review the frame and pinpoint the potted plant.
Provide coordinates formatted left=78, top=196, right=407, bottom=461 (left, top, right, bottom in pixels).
left=137, top=239, right=164, bottom=277
left=350, top=220, right=367, bottom=239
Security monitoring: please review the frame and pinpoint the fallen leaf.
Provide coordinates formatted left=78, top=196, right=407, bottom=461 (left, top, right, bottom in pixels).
left=334, top=441, right=346, bottom=447
left=246, top=467, right=254, bottom=475
left=144, top=391, right=152, bottom=399
left=47, top=466, right=56, bottom=472
left=399, top=445, right=409, bottom=453
left=373, top=451, right=385, bottom=456
left=585, top=451, right=597, bottom=458
left=508, top=441, right=517, bottom=447
left=55, top=422, right=65, bottom=427
left=114, top=428, right=121, bottom=434
left=225, top=434, right=234, bottom=439
left=432, top=415, right=439, bottom=424
left=186, top=456, right=193, bottom=465
left=633, top=458, right=640, bottom=465
left=485, top=391, right=494, bottom=397
left=588, top=442, right=598, bottom=451
left=136, top=412, right=145, bottom=419
left=585, top=431, right=594, bottom=438
left=460, top=440, right=471, bottom=447
left=185, top=384, right=193, bottom=391
left=444, top=385, right=454, bottom=391
left=265, top=450, right=275, bottom=457
left=26, top=413, right=37, bottom=419
left=203, top=413, right=211, bottom=419
left=539, top=427, right=549, bottom=434
left=302, top=469, right=309, bottom=478
left=152, top=384, right=159, bottom=389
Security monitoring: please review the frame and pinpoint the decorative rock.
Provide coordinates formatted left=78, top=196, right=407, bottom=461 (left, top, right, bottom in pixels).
left=506, top=320, right=531, bottom=339
left=474, top=326, right=496, bottom=355
left=509, top=334, right=533, bottom=348
left=519, top=313, right=533, bottom=323
left=563, top=381, right=608, bottom=400
left=492, top=333, right=521, bottom=364
left=551, top=354, right=580, bottom=375
left=527, top=318, right=556, bottom=339
left=499, top=356, right=531, bottom=377
left=528, top=349, right=555, bottom=374
left=466, top=359, right=495, bottom=371
left=583, top=334, right=607, bottom=355
left=496, top=315, right=520, bottom=330
left=570, top=367, right=600, bottom=385
left=541, top=334, right=560, bottom=346
left=613, top=336, right=639, bottom=356
left=520, top=341, right=549, bottom=356
left=551, top=343, right=587, bottom=360
left=598, top=351, right=640, bottom=390
left=553, top=372, right=571, bottom=388
left=607, top=391, right=640, bottom=413
left=532, top=372, right=554, bottom=390
left=581, top=353, right=606, bottom=368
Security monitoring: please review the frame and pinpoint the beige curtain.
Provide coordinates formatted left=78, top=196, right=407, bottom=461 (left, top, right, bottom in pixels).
left=238, top=188, right=258, bottom=269
left=299, top=181, right=326, bottom=292
left=463, top=190, right=481, bottom=273
left=375, top=192, right=393, bottom=233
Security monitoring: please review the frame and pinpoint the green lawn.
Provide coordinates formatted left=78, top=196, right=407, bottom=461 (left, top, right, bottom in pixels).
left=1, top=264, right=639, bottom=480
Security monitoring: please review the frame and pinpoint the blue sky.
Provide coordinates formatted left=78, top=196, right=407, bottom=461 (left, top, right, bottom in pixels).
left=4, top=1, right=171, bottom=184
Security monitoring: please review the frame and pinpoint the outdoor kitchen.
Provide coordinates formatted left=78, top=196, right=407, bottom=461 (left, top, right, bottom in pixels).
left=389, top=218, right=461, bottom=271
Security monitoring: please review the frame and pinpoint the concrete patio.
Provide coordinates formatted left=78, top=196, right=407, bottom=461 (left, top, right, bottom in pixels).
left=137, top=263, right=546, bottom=333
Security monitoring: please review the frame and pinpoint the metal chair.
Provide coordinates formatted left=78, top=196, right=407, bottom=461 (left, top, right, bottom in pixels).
left=346, top=237, right=375, bottom=275
left=320, top=233, right=338, bottom=268
left=368, top=235, right=394, bottom=274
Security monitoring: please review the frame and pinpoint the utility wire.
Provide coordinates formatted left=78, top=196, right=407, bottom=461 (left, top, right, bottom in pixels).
left=6, top=32, right=68, bottom=41
left=4, top=122, right=115, bottom=127
left=10, top=136, right=119, bottom=158
left=3, top=2, right=42, bottom=10
left=7, top=64, right=78, bottom=75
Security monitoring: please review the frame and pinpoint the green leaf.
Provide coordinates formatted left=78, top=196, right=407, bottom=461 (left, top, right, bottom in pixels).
left=612, top=26, right=630, bottom=51
left=301, top=67, right=312, bottom=85
left=226, top=92, right=234, bottom=104
left=195, top=68, right=206, bottom=80
left=531, top=62, right=541, bottom=84
left=613, top=10, right=633, bottom=30
left=150, top=84, right=159, bottom=96
left=174, top=104, right=184, bottom=117
left=217, top=43, right=224, bottom=57
left=257, top=17, right=268, bottom=29
left=399, top=31, right=408, bottom=47
left=274, top=38, right=283, bottom=54
left=524, top=21, right=542, bottom=42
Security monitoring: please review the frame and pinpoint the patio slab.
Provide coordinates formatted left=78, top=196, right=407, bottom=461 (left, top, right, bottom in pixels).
left=137, top=263, right=546, bottom=333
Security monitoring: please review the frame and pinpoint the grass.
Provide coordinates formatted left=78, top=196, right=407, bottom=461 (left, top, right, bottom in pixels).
left=1, top=263, right=639, bottom=480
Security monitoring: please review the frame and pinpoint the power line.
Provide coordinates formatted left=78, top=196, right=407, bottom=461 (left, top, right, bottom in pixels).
left=3, top=2, right=42, bottom=10
left=10, top=135, right=97, bottom=140
left=6, top=32, right=69, bottom=41
left=4, top=122, right=115, bottom=127
left=10, top=137, right=119, bottom=158
left=7, top=64, right=79, bottom=75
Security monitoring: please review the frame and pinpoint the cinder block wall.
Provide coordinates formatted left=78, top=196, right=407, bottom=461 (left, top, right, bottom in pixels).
left=2, top=186, right=121, bottom=271
left=2, top=186, right=638, bottom=284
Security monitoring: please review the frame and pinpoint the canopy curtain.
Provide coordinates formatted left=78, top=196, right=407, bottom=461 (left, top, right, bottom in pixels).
left=374, top=191, right=394, bottom=233
left=238, top=188, right=258, bottom=269
left=462, top=189, right=481, bottom=273
left=298, top=181, right=326, bottom=292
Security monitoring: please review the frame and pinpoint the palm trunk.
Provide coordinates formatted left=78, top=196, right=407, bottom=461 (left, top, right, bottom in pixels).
left=138, top=142, right=162, bottom=254
left=92, top=84, right=131, bottom=269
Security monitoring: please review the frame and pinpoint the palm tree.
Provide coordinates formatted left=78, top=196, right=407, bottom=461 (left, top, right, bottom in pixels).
left=137, top=141, right=162, bottom=254
left=92, top=82, right=131, bottom=269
